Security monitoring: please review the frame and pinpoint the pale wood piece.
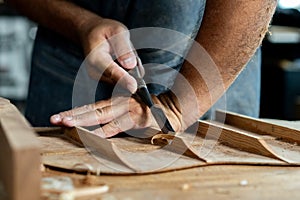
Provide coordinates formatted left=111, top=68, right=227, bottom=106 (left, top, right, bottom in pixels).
left=197, top=120, right=286, bottom=162
left=215, top=110, right=300, bottom=143
left=64, top=127, right=138, bottom=172
left=33, top=127, right=62, bottom=135
left=0, top=98, right=41, bottom=200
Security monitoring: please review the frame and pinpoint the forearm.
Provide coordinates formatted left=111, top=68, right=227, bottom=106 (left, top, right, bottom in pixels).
left=171, top=0, right=277, bottom=125
left=6, top=0, right=101, bottom=44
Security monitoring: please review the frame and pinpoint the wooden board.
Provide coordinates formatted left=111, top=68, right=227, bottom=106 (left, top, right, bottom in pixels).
left=42, top=165, right=300, bottom=200
left=38, top=110, right=300, bottom=175
left=38, top=128, right=285, bottom=175
left=0, top=98, right=41, bottom=200
left=215, top=110, right=300, bottom=143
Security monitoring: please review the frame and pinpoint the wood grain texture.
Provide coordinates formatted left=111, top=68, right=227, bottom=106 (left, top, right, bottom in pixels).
left=42, top=165, right=300, bottom=200
left=64, top=127, right=137, bottom=172
left=0, top=98, right=41, bottom=200
left=197, top=120, right=285, bottom=162
left=215, top=110, right=300, bottom=143
left=38, top=111, right=300, bottom=175
left=63, top=127, right=206, bottom=173
left=39, top=126, right=284, bottom=175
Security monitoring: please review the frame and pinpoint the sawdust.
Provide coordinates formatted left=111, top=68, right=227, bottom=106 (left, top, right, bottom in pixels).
left=80, top=174, right=98, bottom=186
left=111, top=137, right=162, bottom=153
left=181, top=183, right=190, bottom=191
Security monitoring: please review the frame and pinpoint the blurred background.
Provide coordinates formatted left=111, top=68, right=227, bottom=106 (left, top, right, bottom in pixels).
left=0, top=0, right=299, bottom=120
left=0, top=0, right=36, bottom=113
left=260, top=0, right=300, bottom=120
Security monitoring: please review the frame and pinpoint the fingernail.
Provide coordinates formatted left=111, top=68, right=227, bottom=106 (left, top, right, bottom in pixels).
left=51, top=114, right=61, bottom=122
left=120, top=57, right=135, bottom=68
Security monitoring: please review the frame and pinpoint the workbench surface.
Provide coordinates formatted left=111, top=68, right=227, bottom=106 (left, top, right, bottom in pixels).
left=39, top=118, right=300, bottom=200
left=43, top=164, right=300, bottom=200
left=1, top=98, right=299, bottom=200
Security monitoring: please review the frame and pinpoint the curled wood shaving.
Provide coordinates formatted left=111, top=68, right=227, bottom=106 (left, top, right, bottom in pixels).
left=151, top=134, right=175, bottom=146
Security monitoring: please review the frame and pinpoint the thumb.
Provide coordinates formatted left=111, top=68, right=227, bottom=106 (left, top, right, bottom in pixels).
left=109, top=30, right=137, bottom=69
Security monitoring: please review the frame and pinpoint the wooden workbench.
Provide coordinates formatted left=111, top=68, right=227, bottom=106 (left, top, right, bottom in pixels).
left=41, top=118, right=300, bottom=200
left=43, top=164, right=300, bottom=200
left=1, top=98, right=300, bottom=200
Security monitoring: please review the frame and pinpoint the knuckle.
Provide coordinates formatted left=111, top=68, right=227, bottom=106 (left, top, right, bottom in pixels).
left=112, top=120, right=121, bottom=128
left=60, top=110, right=73, bottom=117
left=84, top=104, right=94, bottom=111
left=95, top=108, right=106, bottom=124
left=96, top=108, right=104, bottom=116
left=114, top=23, right=128, bottom=33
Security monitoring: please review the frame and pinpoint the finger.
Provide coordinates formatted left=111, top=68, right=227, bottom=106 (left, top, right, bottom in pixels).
left=61, top=111, right=101, bottom=127
left=85, top=39, right=138, bottom=93
left=86, top=54, right=137, bottom=92
left=118, top=54, right=137, bottom=70
left=85, top=62, right=113, bottom=82
left=50, top=101, right=111, bottom=125
left=95, top=113, right=136, bottom=138
left=99, top=102, right=153, bottom=138
left=109, top=32, right=137, bottom=69
left=50, top=114, right=63, bottom=125
left=50, top=105, right=96, bottom=125
left=104, top=62, right=137, bottom=93
left=60, top=99, right=132, bottom=127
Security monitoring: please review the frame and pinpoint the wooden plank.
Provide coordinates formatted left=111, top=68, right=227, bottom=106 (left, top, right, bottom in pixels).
left=63, top=127, right=137, bottom=172
left=38, top=110, right=299, bottom=174
left=198, top=120, right=286, bottom=162
left=63, top=127, right=203, bottom=173
left=0, top=98, right=41, bottom=200
left=39, top=119, right=290, bottom=175
left=42, top=165, right=300, bottom=200
left=215, top=110, right=300, bottom=143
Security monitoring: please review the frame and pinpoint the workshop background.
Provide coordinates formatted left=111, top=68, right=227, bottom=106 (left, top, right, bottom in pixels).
left=0, top=0, right=299, bottom=120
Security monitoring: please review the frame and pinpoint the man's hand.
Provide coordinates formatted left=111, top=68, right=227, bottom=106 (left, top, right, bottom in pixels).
left=50, top=93, right=184, bottom=138
left=7, top=0, right=139, bottom=93
left=79, top=18, right=138, bottom=93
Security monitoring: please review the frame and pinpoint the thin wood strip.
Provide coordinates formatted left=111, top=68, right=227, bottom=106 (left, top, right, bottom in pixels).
left=65, top=127, right=207, bottom=172
left=0, top=101, right=41, bottom=200
left=149, top=133, right=208, bottom=162
left=34, top=127, right=63, bottom=135
left=215, top=110, right=300, bottom=143
left=64, top=127, right=138, bottom=172
left=197, top=120, right=287, bottom=162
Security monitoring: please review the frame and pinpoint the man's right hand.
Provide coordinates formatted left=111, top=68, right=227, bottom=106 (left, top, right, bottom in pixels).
left=7, top=0, right=139, bottom=93
left=79, top=18, right=138, bottom=93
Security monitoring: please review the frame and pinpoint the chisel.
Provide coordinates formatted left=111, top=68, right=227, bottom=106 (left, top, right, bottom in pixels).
left=130, top=55, right=175, bottom=134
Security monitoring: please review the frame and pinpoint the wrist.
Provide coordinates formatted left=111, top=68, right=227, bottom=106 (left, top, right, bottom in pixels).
left=151, top=92, right=182, bottom=132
